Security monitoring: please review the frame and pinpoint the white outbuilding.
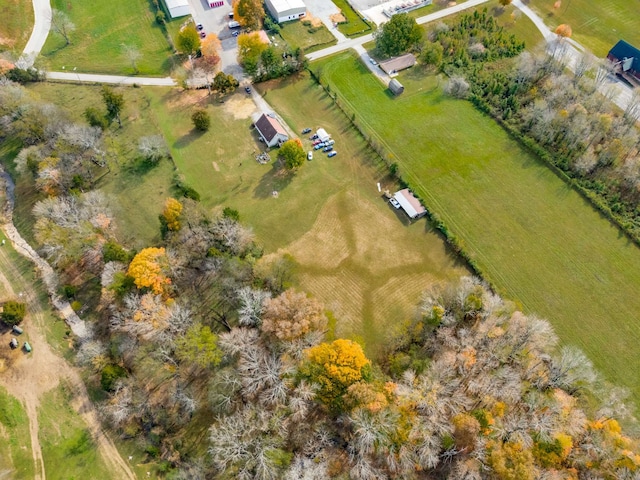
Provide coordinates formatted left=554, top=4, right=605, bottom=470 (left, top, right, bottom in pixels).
left=265, top=0, right=306, bottom=23
left=393, top=189, right=426, bottom=219
left=164, top=0, right=190, bottom=18
left=316, top=128, right=331, bottom=142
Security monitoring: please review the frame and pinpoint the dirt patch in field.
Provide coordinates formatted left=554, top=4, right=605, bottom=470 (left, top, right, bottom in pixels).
left=0, top=37, right=15, bottom=48
left=223, top=96, right=258, bottom=120
left=330, top=12, right=347, bottom=24
left=305, top=14, right=325, bottom=28
left=212, top=161, right=220, bottom=171
left=165, top=89, right=209, bottom=110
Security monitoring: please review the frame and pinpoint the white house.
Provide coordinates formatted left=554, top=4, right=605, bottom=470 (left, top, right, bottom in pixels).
left=393, top=189, right=426, bottom=219
left=255, top=114, right=289, bottom=147
left=164, top=0, right=190, bottom=18
left=265, top=0, right=306, bottom=23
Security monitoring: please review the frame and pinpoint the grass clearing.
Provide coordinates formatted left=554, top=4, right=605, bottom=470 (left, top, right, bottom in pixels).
left=332, top=0, right=373, bottom=37
left=0, top=0, right=34, bottom=54
left=148, top=81, right=467, bottom=355
left=0, top=386, right=33, bottom=479
left=41, top=0, right=178, bottom=75
left=38, top=383, right=112, bottom=480
left=314, top=50, right=640, bottom=407
left=526, top=0, right=639, bottom=57
left=279, top=20, right=337, bottom=53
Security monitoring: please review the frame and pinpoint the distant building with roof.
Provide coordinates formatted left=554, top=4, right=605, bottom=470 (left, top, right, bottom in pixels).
left=389, top=78, right=404, bottom=95
left=265, top=0, right=306, bottom=23
left=393, top=189, right=426, bottom=219
left=607, top=40, right=640, bottom=82
left=379, top=54, right=416, bottom=76
left=164, top=0, right=190, bottom=18
left=254, top=113, right=289, bottom=147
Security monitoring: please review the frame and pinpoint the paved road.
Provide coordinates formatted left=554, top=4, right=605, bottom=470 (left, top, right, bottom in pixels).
left=17, top=0, right=52, bottom=68
left=47, top=71, right=177, bottom=86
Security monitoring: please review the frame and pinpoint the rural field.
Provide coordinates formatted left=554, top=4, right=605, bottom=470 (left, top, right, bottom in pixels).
left=278, top=17, right=337, bottom=53
left=0, top=0, right=33, bottom=54
left=147, top=84, right=468, bottom=354
left=527, top=0, right=640, bottom=57
left=313, top=51, right=640, bottom=407
left=41, top=0, right=178, bottom=75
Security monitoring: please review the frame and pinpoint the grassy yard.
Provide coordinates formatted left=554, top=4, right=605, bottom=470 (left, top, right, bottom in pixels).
left=314, top=51, right=640, bottom=407
left=526, top=0, right=640, bottom=57
left=333, top=0, right=373, bottom=37
left=279, top=20, right=337, bottom=53
left=41, top=0, right=179, bottom=75
left=38, top=383, right=113, bottom=480
left=0, top=387, right=34, bottom=479
left=0, top=0, right=34, bottom=54
left=147, top=83, right=467, bottom=355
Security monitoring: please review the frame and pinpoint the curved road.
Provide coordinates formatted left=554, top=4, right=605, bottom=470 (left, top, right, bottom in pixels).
left=17, top=0, right=52, bottom=68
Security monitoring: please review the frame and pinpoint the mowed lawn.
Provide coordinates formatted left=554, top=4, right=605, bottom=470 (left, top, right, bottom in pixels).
left=147, top=84, right=468, bottom=355
left=315, top=51, right=640, bottom=403
left=527, top=0, right=639, bottom=56
left=0, top=387, right=33, bottom=479
left=0, top=0, right=34, bottom=53
left=41, top=0, right=177, bottom=75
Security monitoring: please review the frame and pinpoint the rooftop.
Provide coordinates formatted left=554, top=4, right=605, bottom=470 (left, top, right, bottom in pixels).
left=268, top=0, right=306, bottom=11
left=255, top=113, right=288, bottom=141
left=379, top=54, right=416, bottom=75
left=394, top=189, right=426, bottom=219
left=609, top=40, right=640, bottom=72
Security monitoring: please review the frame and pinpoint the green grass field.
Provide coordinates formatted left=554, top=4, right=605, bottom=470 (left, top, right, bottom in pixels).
left=332, top=0, right=373, bottom=37
left=38, top=383, right=112, bottom=480
left=0, top=0, right=34, bottom=54
left=147, top=84, right=467, bottom=354
left=279, top=20, right=337, bottom=53
left=527, top=0, right=640, bottom=56
left=41, top=0, right=178, bottom=75
left=0, top=387, right=34, bottom=479
left=314, top=51, right=640, bottom=406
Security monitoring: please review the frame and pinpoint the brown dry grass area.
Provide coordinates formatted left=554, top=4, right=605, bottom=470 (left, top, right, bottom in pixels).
left=330, top=13, right=347, bottom=23
left=305, top=14, right=325, bottom=28
left=223, top=96, right=258, bottom=120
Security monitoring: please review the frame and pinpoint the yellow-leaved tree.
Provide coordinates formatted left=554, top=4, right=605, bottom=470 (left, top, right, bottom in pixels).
left=162, top=197, right=183, bottom=231
left=303, top=339, right=371, bottom=411
left=127, top=247, right=171, bottom=295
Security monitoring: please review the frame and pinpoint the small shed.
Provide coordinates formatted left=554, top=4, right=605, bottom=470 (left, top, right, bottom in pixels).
left=316, top=128, right=331, bottom=142
left=379, top=54, right=416, bottom=75
left=254, top=113, right=289, bottom=147
left=389, top=79, right=404, bottom=95
left=393, top=188, right=426, bottom=219
left=163, top=0, right=190, bottom=18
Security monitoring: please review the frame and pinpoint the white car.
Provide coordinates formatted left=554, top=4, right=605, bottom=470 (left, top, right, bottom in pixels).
left=389, top=198, right=401, bottom=209
left=369, top=57, right=378, bottom=66
left=307, top=151, right=313, bottom=160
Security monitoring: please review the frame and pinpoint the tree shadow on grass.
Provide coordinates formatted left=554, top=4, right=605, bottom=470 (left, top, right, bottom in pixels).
left=253, top=162, right=295, bottom=199
left=123, top=157, right=160, bottom=176
left=173, top=130, right=204, bottom=150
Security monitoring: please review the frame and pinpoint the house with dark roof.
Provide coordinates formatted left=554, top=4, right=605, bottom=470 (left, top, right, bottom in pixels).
left=254, top=113, right=289, bottom=147
left=607, top=40, right=640, bottom=82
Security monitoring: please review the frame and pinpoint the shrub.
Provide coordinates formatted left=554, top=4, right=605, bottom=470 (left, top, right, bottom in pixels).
left=100, top=364, right=127, bottom=391
left=103, top=241, right=130, bottom=263
left=191, top=108, right=210, bottom=131
left=83, top=107, right=108, bottom=129
left=62, top=284, right=77, bottom=299
left=70, top=300, right=82, bottom=312
left=6, top=67, right=44, bottom=84
left=1, top=301, right=26, bottom=326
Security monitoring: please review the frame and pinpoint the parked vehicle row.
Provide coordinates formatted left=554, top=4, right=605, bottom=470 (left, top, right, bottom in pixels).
left=304, top=129, right=337, bottom=158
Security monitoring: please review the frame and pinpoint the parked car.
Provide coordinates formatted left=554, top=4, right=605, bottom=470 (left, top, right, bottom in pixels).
left=327, top=151, right=337, bottom=158
left=199, top=31, right=206, bottom=38
left=312, top=139, right=322, bottom=145
left=314, top=143, right=325, bottom=150
left=369, top=57, right=378, bottom=66
left=245, top=86, right=251, bottom=93
left=302, top=128, right=312, bottom=134
left=323, top=146, right=333, bottom=152
left=12, top=325, right=23, bottom=335
left=9, top=338, right=18, bottom=349
left=326, top=139, right=335, bottom=146
left=23, top=341, right=31, bottom=353
left=389, top=197, right=401, bottom=209
left=232, top=30, right=240, bottom=37
left=310, top=134, right=319, bottom=140
left=307, top=151, right=313, bottom=160
left=196, top=23, right=204, bottom=31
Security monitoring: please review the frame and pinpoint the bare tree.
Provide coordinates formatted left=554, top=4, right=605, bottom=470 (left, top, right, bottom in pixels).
left=138, top=135, right=168, bottom=163
left=51, top=9, right=76, bottom=46
left=444, top=76, right=470, bottom=99
left=122, top=44, right=142, bottom=74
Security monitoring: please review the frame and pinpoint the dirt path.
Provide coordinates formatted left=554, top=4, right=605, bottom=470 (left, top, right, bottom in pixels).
left=0, top=170, right=136, bottom=480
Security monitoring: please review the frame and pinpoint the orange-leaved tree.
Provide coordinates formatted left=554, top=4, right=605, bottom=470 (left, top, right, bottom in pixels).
left=303, top=339, right=371, bottom=410
left=162, top=197, right=183, bottom=231
left=261, top=289, right=326, bottom=340
left=555, top=24, right=572, bottom=38
left=127, top=247, right=171, bottom=295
